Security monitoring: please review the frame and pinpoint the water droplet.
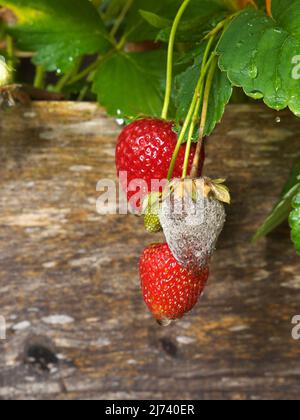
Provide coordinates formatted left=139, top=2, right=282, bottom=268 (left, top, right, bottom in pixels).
left=157, top=318, right=172, bottom=327
left=275, top=116, right=281, bottom=123
left=274, top=77, right=282, bottom=92
left=249, top=90, right=263, bottom=100
left=248, top=64, right=258, bottom=79
left=116, top=118, right=124, bottom=126
left=274, top=27, right=283, bottom=34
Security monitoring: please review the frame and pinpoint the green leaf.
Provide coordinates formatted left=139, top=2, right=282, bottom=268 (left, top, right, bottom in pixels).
left=174, top=44, right=232, bottom=136
left=253, top=183, right=300, bottom=241
left=101, top=0, right=127, bottom=21
left=124, top=0, right=181, bottom=42
left=271, top=0, right=300, bottom=41
left=205, top=64, right=233, bottom=136
left=156, top=7, right=227, bottom=43
left=139, top=10, right=170, bottom=29
left=0, top=0, right=110, bottom=71
left=157, top=13, right=228, bottom=43
left=92, top=50, right=166, bottom=118
left=282, top=161, right=300, bottom=195
left=125, top=0, right=225, bottom=42
left=175, top=61, right=201, bottom=122
left=217, top=3, right=300, bottom=117
left=253, top=161, right=300, bottom=241
left=289, top=192, right=300, bottom=254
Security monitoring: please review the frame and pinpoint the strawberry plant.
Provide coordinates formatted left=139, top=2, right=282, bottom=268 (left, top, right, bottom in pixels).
left=1, top=0, right=300, bottom=322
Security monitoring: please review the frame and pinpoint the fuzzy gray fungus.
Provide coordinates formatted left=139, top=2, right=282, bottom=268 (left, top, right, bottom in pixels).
left=159, top=187, right=226, bottom=271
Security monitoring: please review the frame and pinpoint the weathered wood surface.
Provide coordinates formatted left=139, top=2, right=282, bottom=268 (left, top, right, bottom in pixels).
left=0, top=102, right=300, bottom=401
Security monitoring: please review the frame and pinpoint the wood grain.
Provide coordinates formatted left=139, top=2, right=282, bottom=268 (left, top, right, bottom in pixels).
left=0, top=102, right=300, bottom=401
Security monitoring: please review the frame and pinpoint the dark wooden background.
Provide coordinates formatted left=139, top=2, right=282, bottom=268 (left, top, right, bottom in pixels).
left=0, top=102, right=300, bottom=400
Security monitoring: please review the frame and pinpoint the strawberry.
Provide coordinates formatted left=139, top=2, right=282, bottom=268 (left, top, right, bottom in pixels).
left=159, top=177, right=229, bottom=271
left=0, top=57, right=11, bottom=86
left=144, top=211, right=162, bottom=233
left=140, top=243, right=209, bottom=324
left=143, top=192, right=162, bottom=233
left=116, top=118, right=204, bottom=210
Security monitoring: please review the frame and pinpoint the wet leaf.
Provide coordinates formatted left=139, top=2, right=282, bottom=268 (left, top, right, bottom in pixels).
left=253, top=160, right=300, bottom=241
left=0, top=0, right=110, bottom=71
left=217, top=3, right=300, bottom=117
left=92, top=50, right=166, bottom=118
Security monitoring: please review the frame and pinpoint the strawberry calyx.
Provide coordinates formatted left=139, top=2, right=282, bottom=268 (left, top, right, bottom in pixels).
left=205, top=178, right=231, bottom=204
left=161, top=177, right=231, bottom=205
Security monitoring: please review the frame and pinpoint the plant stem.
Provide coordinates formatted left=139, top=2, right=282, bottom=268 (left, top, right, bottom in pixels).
left=91, top=0, right=102, bottom=7
left=181, top=36, right=215, bottom=178
left=190, top=57, right=218, bottom=179
left=33, top=65, right=45, bottom=89
left=110, top=0, right=134, bottom=39
left=167, top=52, right=215, bottom=181
left=181, top=87, right=204, bottom=179
left=250, top=0, right=258, bottom=8
left=53, top=57, right=83, bottom=92
left=66, top=58, right=100, bottom=86
left=6, top=35, right=14, bottom=81
left=161, top=0, right=191, bottom=120
left=266, top=0, right=272, bottom=17
left=78, top=84, right=89, bottom=101
left=203, top=13, right=237, bottom=42
left=53, top=72, right=70, bottom=93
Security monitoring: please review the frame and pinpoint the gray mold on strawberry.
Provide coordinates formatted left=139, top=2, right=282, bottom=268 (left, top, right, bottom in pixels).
left=159, top=178, right=228, bottom=271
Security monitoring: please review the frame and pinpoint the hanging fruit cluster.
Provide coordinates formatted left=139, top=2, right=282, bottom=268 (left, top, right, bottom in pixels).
left=116, top=0, right=231, bottom=326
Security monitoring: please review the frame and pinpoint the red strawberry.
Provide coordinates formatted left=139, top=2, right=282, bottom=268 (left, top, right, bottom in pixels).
left=140, top=243, right=209, bottom=324
left=116, top=118, right=204, bottom=210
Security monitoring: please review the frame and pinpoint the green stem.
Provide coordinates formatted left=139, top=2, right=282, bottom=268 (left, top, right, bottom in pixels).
left=110, top=0, right=134, bottom=39
left=181, top=84, right=204, bottom=178
left=6, top=35, right=14, bottom=81
left=78, top=84, right=89, bottom=101
left=167, top=52, right=215, bottom=181
left=181, top=36, right=215, bottom=178
left=161, top=0, right=191, bottom=120
left=33, top=65, right=45, bottom=89
left=6, top=36, right=13, bottom=61
left=53, top=57, right=83, bottom=92
left=203, top=12, right=238, bottom=41
left=190, top=57, right=218, bottom=179
left=66, top=58, right=100, bottom=86
left=53, top=71, right=72, bottom=93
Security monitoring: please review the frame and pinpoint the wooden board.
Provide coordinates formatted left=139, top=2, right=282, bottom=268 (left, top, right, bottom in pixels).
left=0, top=102, right=300, bottom=400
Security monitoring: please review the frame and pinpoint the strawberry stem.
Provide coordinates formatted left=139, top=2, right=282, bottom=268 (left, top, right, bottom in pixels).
left=190, top=57, right=218, bottom=179
left=182, top=36, right=216, bottom=179
left=161, top=0, right=191, bottom=120
left=167, top=54, right=215, bottom=181
left=110, top=0, right=134, bottom=38
left=266, top=0, right=272, bottom=17
left=167, top=13, right=236, bottom=181
left=33, top=65, right=45, bottom=89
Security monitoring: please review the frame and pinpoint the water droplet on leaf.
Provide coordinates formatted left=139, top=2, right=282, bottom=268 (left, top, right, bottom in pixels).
left=248, top=64, right=258, bottom=79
